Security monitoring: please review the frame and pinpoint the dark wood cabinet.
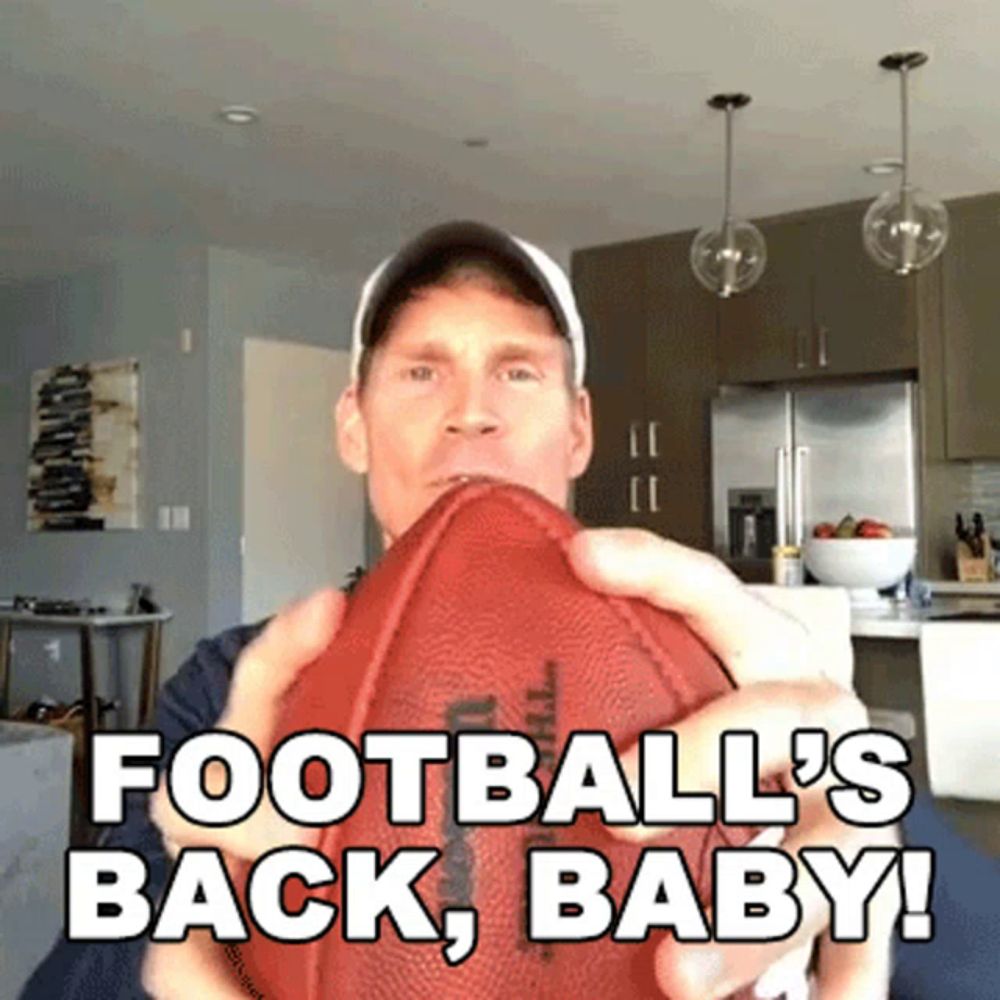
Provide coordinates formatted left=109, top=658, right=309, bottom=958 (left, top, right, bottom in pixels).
left=940, top=193, right=1000, bottom=459
left=642, top=234, right=717, bottom=548
left=571, top=240, right=650, bottom=529
left=716, top=217, right=812, bottom=383
left=717, top=203, right=918, bottom=384
left=571, top=232, right=716, bottom=548
left=811, top=205, right=917, bottom=376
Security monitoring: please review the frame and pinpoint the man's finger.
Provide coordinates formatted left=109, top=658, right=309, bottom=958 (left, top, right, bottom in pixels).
left=653, top=807, right=899, bottom=1000
left=221, top=586, right=346, bottom=743
left=612, top=679, right=868, bottom=842
left=150, top=586, right=345, bottom=860
left=150, top=777, right=314, bottom=861
left=810, top=842, right=901, bottom=1000
left=810, top=932, right=893, bottom=1000
left=751, top=941, right=814, bottom=1000
left=566, top=528, right=816, bottom=686
left=143, top=932, right=249, bottom=1000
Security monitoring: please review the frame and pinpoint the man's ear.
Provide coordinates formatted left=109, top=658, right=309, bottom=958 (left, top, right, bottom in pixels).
left=335, top=382, right=369, bottom=474
left=568, top=387, right=594, bottom=479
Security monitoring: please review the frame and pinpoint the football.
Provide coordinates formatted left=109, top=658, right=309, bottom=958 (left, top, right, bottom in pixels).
left=231, top=481, right=768, bottom=999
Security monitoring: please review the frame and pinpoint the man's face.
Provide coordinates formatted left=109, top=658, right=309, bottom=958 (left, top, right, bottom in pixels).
left=336, top=281, right=593, bottom=545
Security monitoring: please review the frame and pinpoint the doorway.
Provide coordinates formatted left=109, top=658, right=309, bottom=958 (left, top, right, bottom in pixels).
left=242, top=339, right=366, bottom=622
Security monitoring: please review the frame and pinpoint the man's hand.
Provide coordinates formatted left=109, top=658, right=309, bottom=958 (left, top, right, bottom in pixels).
left=141, top=588, right=346, bottom=1000
left=567, top=528, right=901, bottom=1000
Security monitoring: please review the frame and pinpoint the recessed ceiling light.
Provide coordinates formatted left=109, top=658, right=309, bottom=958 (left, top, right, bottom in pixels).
left=863, top=157, right=903, bottom=175
left=218, top=105, right=260, bottom=126
left=463, top=137, right=490, bottom=148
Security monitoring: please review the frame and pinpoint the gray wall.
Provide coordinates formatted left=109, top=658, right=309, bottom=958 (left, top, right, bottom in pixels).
left=0, top=239, right=209, bottom=715
left=204, top=247, right=367, bottom=634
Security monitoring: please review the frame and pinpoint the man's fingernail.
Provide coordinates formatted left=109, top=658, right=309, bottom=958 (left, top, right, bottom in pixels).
left=681, top=948, right=726, bottom=990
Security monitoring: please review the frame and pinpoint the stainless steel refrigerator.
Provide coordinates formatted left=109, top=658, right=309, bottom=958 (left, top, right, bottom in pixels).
left=711, top=380, right=919, bottom=579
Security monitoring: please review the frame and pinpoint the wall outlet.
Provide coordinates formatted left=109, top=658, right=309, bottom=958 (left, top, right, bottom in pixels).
left=157, top=506, right=172, bottom=531
left=180, top=328, right=194, bottom=354
left=171, top=505, right=190, bottom=531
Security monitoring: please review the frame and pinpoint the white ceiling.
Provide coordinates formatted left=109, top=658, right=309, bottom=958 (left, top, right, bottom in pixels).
left=2, top=0, right=998, bottom=278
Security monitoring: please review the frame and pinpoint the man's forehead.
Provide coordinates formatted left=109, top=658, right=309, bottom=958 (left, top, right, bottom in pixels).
left=380, top=288, right=564, bottom=352
left=383, top=325, right=564, bottom=358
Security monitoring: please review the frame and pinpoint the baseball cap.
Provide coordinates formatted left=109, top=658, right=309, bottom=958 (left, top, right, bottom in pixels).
left=350, top=221, right=587, bottom=387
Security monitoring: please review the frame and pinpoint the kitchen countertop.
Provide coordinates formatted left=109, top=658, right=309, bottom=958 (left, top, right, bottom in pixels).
left=928, top=580, right=1000, bottom=596
left=851, top=595, right=1000, bottom=639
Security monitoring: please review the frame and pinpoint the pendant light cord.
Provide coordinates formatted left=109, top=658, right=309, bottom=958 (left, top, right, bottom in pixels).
left=899, top=64, right=910, bottom=189
left=723, top=104, right=734, bottom=224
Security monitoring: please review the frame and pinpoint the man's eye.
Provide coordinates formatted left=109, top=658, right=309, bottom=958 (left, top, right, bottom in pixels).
left=504, top=366, right=540, bottom=382
left=405, top=365, right=435, bottom=382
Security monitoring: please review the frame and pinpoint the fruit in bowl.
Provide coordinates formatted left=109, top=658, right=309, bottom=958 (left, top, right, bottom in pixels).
left=804, top=515, right=916, bottom=603
left=813, top=514, right=894, bottom=540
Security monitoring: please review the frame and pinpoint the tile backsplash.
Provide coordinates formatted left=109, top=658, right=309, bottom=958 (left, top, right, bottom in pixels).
left=954, top=463, right=1000, bottom=537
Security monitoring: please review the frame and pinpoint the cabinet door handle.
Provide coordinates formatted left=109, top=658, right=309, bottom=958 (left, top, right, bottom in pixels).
left=794, top=329, right=808, bottom=370
left=629, top=475, right=641, bottom=514
left=628, top=420, right=640, bottom=459
left=647, top=420, right=660, bottom=459
left=648, top=474, right=660, bottom=513
left=817, top=326, right=829, bottom=369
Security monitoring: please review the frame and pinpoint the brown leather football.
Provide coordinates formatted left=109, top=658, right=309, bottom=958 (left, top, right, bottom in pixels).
left=233, top=481, right=765, bottom=999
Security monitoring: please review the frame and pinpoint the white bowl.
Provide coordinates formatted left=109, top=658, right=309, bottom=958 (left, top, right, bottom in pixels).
left=803, top=536, right=917, bottom=603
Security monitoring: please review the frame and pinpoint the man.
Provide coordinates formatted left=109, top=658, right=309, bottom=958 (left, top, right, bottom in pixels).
left=23, top=221, right=999, bottom=999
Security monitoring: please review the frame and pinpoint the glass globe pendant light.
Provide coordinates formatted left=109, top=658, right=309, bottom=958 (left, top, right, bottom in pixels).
left=862, top=51, right=949, bottom=275
left=690, top=93, right=767, bottom=298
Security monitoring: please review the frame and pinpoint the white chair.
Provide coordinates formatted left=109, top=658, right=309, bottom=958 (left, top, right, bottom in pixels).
left=919, top=622, right=1000, bottom=801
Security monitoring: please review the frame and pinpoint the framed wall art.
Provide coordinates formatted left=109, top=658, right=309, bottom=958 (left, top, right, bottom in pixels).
left=27, top=358, right=140, bottom=531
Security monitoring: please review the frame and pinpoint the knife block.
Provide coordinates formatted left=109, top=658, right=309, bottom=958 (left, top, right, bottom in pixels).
left=956, top=535, right=995, bottom=582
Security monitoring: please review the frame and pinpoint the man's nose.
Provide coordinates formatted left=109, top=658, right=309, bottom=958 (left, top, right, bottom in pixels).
left=444, top=376, right=501, bottom=436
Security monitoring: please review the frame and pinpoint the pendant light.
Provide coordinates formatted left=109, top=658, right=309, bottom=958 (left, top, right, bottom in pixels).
left=862, top=52, right=948, bottom=275
left=690, top=93, right=767, bottom=298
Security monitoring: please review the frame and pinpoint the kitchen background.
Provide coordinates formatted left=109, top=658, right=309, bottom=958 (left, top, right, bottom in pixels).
left=2, top=2, right=1000, bottom=991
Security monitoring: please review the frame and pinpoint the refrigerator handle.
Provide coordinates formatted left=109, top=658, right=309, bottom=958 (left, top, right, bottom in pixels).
left=793, top=446, right=809, bottom=546
left=775, top=447, right=789, bottom=548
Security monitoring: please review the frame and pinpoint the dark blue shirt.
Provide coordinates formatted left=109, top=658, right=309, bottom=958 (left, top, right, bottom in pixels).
left=20, top=621, right=1000, bottom=998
